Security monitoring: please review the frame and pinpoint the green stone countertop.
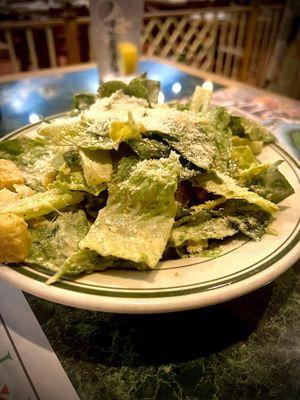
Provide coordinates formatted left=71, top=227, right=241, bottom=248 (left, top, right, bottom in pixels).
left=26, top=261, right=300, bottom=400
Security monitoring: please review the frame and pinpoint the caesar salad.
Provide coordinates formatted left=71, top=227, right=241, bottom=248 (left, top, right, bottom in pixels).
left=0, top=75, right=295, bottom=284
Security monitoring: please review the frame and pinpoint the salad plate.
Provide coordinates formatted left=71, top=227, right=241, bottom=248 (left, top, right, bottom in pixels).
left=0, top=77, right=299, bottom=313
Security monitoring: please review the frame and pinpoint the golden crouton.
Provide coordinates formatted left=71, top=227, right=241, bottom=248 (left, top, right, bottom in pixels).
left=0, top=159, right=25, bottom=189
left=0, top=188, right=18, bottom=207
left=0, top=214, right=31, bottom=263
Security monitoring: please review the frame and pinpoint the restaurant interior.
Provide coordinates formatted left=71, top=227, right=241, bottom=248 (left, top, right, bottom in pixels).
left=0, top=1, right=299, bottom=399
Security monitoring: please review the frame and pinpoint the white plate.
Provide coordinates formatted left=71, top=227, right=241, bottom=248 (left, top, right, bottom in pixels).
left=0, top=119, right=299, bottom=314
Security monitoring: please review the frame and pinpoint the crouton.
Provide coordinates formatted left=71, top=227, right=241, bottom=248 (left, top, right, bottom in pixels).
left=0, top=213, right=31, bottom=263
left=0, top=159, right=25, bottom=189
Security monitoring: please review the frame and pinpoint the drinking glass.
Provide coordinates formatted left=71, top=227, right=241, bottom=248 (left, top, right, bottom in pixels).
left=90, top=0, right=144, bottom=81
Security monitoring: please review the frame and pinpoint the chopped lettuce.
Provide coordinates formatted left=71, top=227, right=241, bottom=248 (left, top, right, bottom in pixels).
left=229, top=116, right=276, bottom=144
left=188, top=107, right=232, bottom=172
left=128, top=138, right=170, bottom=159
left=79, top=149, right=112, bottom=185
left=147, top=112, right=216, bottom=171
left=124, top=76, right=150, bottom=102
left=168, top=101, right=190, bottom=111
left=144, top=79, right=160, bottom=104
left=39, top=116, right=86, bottom=145
left=193, top=171, right=278, bottom=214
left=0, top=188, right=83, bottom=220
left=49, top=148, right=109, bottom=195
left=26, top=211, right=90, bottom=271
left=238, top=163, right=270, bottom=185
left=179, top=166, right=199, bottom=180
left=46, top=249, right=114, bottom=284
left=190, top=198, right=227, bottom=213
left=73, top=93, right=96, bottom=110
left=170, top=210, right=237, bottom=247
left=221, top=200, right=272, bottom=240
left=198, top=107, right=233, bottom=172
left=186, top=239, right=208, bottom=255
left=98, top=81, right=127, bottom=98
left=231, top=145, right=258, bottom=170
left=125, top=74, right=160, bottom=103
left=48, top=249, right=152, bottom=284
left=109, top=111, right=142, bottom=143
left=98, top=74, right=160, bottom=104
left=0, top=136, right=65, bottom=190
left=39, top=116, right=116, bottom=151
left=0, top=136, right=47, bottom=161
left=244, top=161, right=295, bottom=203
left=80, top=152, right=181, bottom=268
left=190, top=85, right=212, bottom=113
left=231, top=136, right=263, bottom=155
left=52, top=163, right=106, bottom=195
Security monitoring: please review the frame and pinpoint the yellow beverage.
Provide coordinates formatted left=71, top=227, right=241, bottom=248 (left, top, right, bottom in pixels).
left=117, top=42, right=138, bottom=75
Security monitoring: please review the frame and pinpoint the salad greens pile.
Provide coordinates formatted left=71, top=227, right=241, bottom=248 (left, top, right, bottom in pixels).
left=0, top=75, right=294, bottom=284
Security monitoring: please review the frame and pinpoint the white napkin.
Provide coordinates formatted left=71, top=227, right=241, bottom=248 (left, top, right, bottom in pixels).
left=0, top=279, right=79, bottom=400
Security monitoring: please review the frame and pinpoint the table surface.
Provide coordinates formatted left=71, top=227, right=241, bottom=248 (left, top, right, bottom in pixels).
left=1, top=59, right=300, bottom=400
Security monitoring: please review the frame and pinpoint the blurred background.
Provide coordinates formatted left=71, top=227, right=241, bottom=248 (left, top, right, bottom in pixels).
left=0, top=0, right=299, bottom=99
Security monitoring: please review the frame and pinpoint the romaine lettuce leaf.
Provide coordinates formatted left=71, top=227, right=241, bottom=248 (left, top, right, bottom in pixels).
left=179, top=166, right=199, bottom=180
left=245, top=161, right=295, bottom=203
left=231, top=145, right=258, bottom=170
left=170, top=210, right=237, bottom=247
left=46, top=249, right=114, bottom=284
left=98, top=74, right=160, bottom=104
left=231, top=136, right=263, bottom=155
left=145, top=108, right=216, bottom=171
left=199, top=106, right=231, bottom=130
left=128, top=138, right=170, bottom=159
left=229, top=116, right=276, bottom=144
left=73, top=93, right=96, bottom=110
left=39, top=116, right=86, bottom=145
left=0, top=188, right=83, bottom=220
left=109, top=111, right=142, bottom=143
left=144, top=79, right=160, bottom=104
left=221, top=200, right=272, bottom=240
left=124, top=75, right=150, bottom=101
left=26, top=210, right=90, bottom=271
left=80, top=152, right=181, bottom=268
left=0, top=136, right=65, bottom=190
left=39, top=116, right=116, bottom=150
left=238, top=163, right=270, bottom=185
left=52, top=163, right=106, bottom=196
left=198, top=107, right=233, bottom=172
left=190, top=198, right=227, bottom=213
left=125, top=74, right=160, bottom=103
left=98, top=81, right=127, bottom=98
left=53, top=148, right=111, bottom=195
left=193, top=171, right=278, bottom=214
left=79, top=149, right=112, bottom=185
left=0, top=136, right=47, bottom=161
left=168, top=101, right=190, bottom=111
left=190, top=85, right=212, bottom=113
left=47, top=249, right=151, bottom=284
left=186, top=239, right=208, bottom=255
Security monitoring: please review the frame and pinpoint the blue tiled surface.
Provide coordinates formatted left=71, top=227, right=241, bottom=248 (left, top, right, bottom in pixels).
left=0, top=60, right=223, bottom=137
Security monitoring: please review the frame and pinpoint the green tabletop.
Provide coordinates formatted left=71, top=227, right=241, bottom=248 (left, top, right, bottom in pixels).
left=26, top=262, right=300, bottom=400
